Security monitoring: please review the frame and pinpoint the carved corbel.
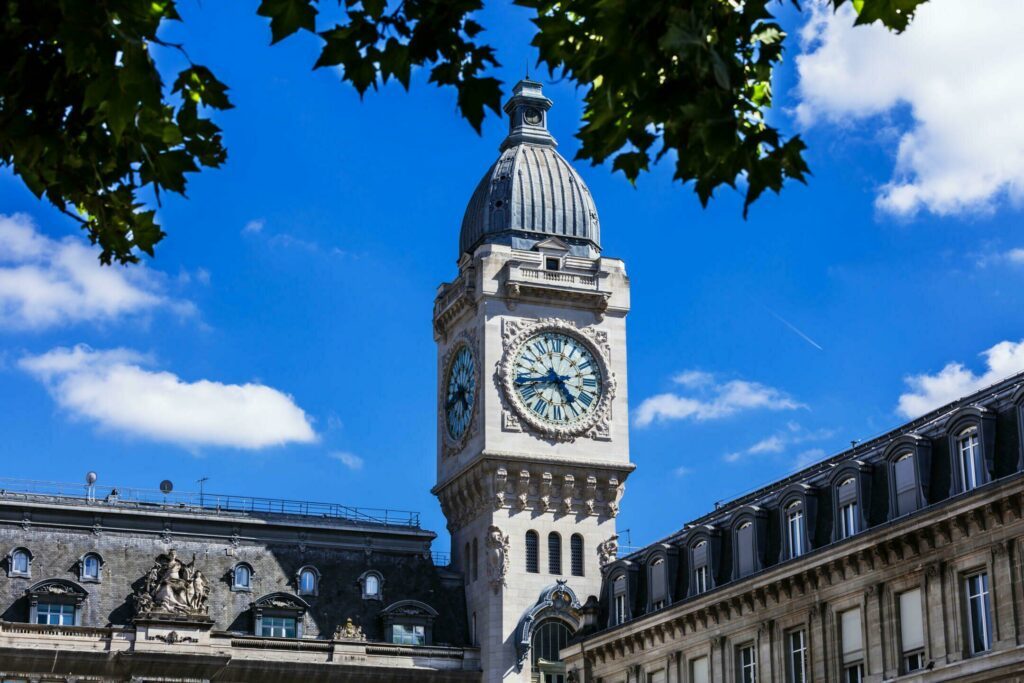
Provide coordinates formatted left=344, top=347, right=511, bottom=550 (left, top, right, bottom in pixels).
left=561, top=474, right=576, bottom=514
left=607, top=477, right=623, bottom=517
left=516, top=469, right=531, bottom=510
left=539, top=472, right=553, bottom=513
left=584, top=475, right=598, bottom=515
left=493, top=467, right=508, bottom=510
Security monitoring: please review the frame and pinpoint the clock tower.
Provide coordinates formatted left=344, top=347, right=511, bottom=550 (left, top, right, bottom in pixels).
left=433, top=79, right=634, bottom=682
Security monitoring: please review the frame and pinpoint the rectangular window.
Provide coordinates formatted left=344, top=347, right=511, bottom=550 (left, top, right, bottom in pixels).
left=650, top=559, right=667, bottom=609
left=843, top=664, right=864, bottom=683
left=548, top=533, right=562, bottom=575
left=570, top=535, right=584, bottom=577
left=545, top=257, right=560, bottom=271
left=736, top=643, right=756, bottom=683
left=690, top=656, right=709, bottom=683
left=35, top=602, right=74, bottom=626
left=787, top=508, right=804, bottom=558
left=525, top=531, right=539, bottom=574
left=965, top=572, right=993, bottom=655
left=959, top=430, right=982, bottom=491
left=788, top=629, right=807, bottom=683
left=392, top=624, right=426, bottom=645
left=840, top=502, right=859, bottom=539
left=899, top=588, right=925, bottom=671
left=260, top=616, right=297, bottom=638
left=694, top=565, right=708, bottom=595
left=613, top=594, right=626, bottom=626
left=840, top=608, right=863, bottom=665
left=894, top=454, right=919, bottom=516
left=736, top=523, right=755, bottom=577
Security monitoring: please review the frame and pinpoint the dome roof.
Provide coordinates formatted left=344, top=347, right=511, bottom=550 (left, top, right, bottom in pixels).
left=458, top=80, right=601, bottom=257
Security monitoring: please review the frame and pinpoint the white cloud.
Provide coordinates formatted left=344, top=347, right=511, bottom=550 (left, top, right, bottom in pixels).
left=673, top=466, right=693, bottom=478
left=634, top=372, right=804, bottom=427
left=1009, top=249, right=1024, bottom=265
left=723, top=423, right=835, bottom=464
left=795, top=0, right=1024, bottom=216
left=0, top=213, right=189, bottom=330
left=793, top=448, right=827, bottom=470
left=329, top=451, right=364, bottom=470
left=19, top=345, right=317, bottom=450
left=897, top=340, right=1024, bottom=418
left=242, top=219, right=265, bottom=234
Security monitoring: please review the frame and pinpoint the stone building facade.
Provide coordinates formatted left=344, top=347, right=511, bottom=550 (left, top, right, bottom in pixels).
left=560, top=376, right=1024, bottom=683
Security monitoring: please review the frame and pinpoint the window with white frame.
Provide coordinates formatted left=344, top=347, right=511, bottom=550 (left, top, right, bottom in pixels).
left=787, top=503, right=804, bottom=559
left=35, top=602, right=75, bottom=626
left=233, top=563, right=252, bottom=591
left=612, top=575, right=627, bottom=625
left=9, top=548, right=30, bottom=577
left=690, top=656, right=709, bottom=683
left=841, top=608, right=864, bottom=682
left=788, top=629, right=808, bottom=683
left=260, top=615, right=296, bottom=638
left=838, top=478, right=859, bottom=539
left=958, top=427, right=983, bottom=492
left=365, top=574, right=379, bottom=596
left=80, top=553, right=101, bottom=582
left=359, top=570, right=384, bottom=600
left=965, top=571, right=993, bottom=655
left=692, top=541, right=709, bottom=595
left=297, top=566, right=319, bottom=596
left=899, top=588, right=925, bottom=672
left=736, top=642, right=756, bottom=683
left=650, top=558, right=667, bottom=611
left=392, top=623, right=425, bottom=645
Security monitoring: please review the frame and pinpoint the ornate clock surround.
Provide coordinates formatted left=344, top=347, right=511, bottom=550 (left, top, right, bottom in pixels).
left=440, top=329, right=480, bottom=457
left=498, top=317, right=616, bottom=442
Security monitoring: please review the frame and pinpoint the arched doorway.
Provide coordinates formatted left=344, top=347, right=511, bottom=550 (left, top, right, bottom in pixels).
left=531, top=619, right=572, bottom=683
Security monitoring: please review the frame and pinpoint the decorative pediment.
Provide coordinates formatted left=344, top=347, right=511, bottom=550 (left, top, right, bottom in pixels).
left=381, top=599, right=438, bottom=618
left=252, top=592, right=310, bottom=613
left=27, top=578, right=88, bottom=601
left=533, top=237, right=571, bottom=253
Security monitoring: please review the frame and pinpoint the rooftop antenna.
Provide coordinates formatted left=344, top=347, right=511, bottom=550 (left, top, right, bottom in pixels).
left=197, top=476, right=209, bottom=508
left=85, top=471, right=97, bottom=502
left=525, top=57, right=530, bottom=80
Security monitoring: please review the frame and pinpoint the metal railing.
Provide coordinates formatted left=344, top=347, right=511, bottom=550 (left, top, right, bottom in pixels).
left=0, top=478, right=421, bottom=528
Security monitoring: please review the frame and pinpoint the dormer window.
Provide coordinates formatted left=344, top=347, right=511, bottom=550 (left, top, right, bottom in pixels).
left=79, top=553, right=102, bottom=583
left=359, top=570, right=384, bottom=601
left=779, top=484, right=817, bottom=561
left=838, top=478, right=859, bottom=539
left=786, top=503, right=805, bottom=558
left=649, top=558, right=667, bottom=611
left=957, top=427, right=982, bottom=491
left=297, top=566, right=320, bottom=596
left=691, top=541, right=709, bottom=595
left=7, top=547, right=31, bottom=578
left=381, top=600, right=438, bottom=646
left=232, top=562, right=254, bottom=592
left=545, top=257, right=560, bottom=271
left=893, top=453, right=917, bottom=516
left=612, top=575, right=627, bottom=625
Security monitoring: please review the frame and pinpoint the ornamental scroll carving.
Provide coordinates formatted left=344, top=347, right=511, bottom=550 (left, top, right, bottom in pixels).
left=486, top=525, right=511, bottom=594
left=597, top=535, right=619, bottom=568
left=131, top=550, right=210, bottom=617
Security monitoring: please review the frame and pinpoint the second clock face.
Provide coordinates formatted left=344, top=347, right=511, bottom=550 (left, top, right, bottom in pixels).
left=445, top=345, right=476, bottom=441
left=512, top=332, right=603, bottom=425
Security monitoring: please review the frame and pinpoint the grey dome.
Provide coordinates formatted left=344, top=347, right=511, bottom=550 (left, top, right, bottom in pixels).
left=458, top=80, right=601, bottom=257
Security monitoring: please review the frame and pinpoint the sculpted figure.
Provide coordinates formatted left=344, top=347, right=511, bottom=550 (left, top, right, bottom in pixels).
left=132, top=550, right=210, bottom=616
left=485, top=525, right=510, bottom=594
left=597, top=534, right=619, bottom=568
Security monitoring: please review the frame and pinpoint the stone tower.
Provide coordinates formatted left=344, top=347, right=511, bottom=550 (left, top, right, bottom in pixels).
left=432, top=80, right=634, bottom=682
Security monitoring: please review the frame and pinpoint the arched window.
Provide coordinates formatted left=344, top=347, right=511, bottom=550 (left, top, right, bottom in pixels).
left=525, top=531, right=539, bottom=573
left=838, top=477, right=859, bottom=538
left=570, top=534, right=584, bottom=577
left=80, top=553, right=102, bottom=582
left=958, top=427, right=982, bottom=492
left=531, top=619, right=572, bottom=672
left=649, top=558, right=667, bottom=610
left=472, top=537, right=479, bottom=582
left=893, top=452, right=918, bottom=516
left=365, top=574, right=379, bottom=596
left=612, top=575, right=628, bottom=625
left=548, top=532, right=562, bottom=575
left=8, top=548, right=31, bottom=578
left=786, top=501, right=805, bottom=559
left=359, top=570, right=384, bottom=600
left=233, top=563, right=253, bottom=591
left=691, top=541, right=709, bottom=596
left=735, top=522, right=755, bottom=578
left=297, top=566, right=319, bottom=596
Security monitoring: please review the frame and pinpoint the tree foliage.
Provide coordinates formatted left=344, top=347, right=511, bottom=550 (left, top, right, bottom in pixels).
left=0, top=0, right=926, bottom=265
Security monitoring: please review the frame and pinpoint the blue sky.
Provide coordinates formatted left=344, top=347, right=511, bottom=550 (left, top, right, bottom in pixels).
left=2, top=0, right=1023, bottom=552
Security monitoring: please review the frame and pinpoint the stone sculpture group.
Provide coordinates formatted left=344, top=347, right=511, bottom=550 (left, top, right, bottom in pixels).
left=132, top=550, right=210, bottom=616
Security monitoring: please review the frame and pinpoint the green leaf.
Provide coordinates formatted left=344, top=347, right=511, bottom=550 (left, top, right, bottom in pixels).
left=257, top=0, right=318, bottom=44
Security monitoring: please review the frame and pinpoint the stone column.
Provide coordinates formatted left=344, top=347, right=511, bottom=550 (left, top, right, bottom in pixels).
left=991, top=541, right=1017, bottom=650
left=865, top=583, right=884, bottom=679
left=810, top=601, right=829, bottom=683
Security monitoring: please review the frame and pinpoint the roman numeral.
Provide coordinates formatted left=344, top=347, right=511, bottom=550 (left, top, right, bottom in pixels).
left=578, top=392, right=594, bottom=407
left=582, top=377, right=597, bottom=387
left=553, top=405, right=563, bottom=421
left=533, top=398, right=548, bottom=415
left=520, top=386, right=536, bottom=400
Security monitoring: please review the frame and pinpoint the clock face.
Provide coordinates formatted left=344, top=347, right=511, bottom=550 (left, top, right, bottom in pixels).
left=523, top=107, right=542, bottom=125
left=512, top=332, right=603, bottom=425
left=444, top=345, right=476, bottom=441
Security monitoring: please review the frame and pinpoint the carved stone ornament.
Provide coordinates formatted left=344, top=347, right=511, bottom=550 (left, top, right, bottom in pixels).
left=333, top=618, right=367, bottom=642
left=151, top=630, right=198, bottom=645
left=131, top=550, right=210, bottom=618
left=498, top=317, right=616, bottom=442
left=485, top=525, right=511, bottom=594
left=439, top=329, right=480, bottom=457
left=597, top=534, right=619, bottom=568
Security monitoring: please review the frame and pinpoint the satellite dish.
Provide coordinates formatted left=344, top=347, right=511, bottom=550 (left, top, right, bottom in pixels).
left=159, top=480, right=174, bottom=494
left=85, top=471, right=98, bottom=485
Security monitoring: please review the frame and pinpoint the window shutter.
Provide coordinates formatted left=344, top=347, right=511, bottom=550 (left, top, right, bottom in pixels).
left=525, top=531, right=538, bottom=573
left=895, top=455, right=918, bottom=515
left=900, top=589, right=924, bottom=651
left=692, top=542, right=707, bottom=566
left=841, top=608, right=863, bottom=664
left=737, top=524, right=754, bottom=577
left=691, top=656, right=709, bottom=683
left=650, top=560, right=666, bottom=602
left=838, top=478, right=857, bottom=505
